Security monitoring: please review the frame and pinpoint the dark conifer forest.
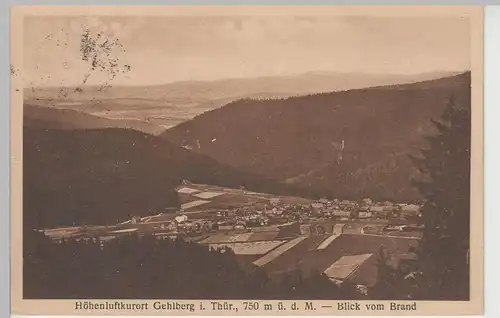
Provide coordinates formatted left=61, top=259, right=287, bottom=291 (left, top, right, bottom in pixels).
left=24, top=230, right=362, bottom=300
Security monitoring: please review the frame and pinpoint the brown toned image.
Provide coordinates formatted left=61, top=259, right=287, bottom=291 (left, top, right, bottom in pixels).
left=10, top=5, right=484, bottom=316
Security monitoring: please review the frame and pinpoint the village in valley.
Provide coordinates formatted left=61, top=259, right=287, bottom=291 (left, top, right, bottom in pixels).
left=42, top=181, right=424, bottom=293
left=19, top=12, right=473, bottom=302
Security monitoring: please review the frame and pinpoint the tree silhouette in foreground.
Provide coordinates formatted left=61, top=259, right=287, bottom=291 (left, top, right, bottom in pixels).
left=407, top=94, right=471, bottom=300
left=24, top=230, right=362, bottom=300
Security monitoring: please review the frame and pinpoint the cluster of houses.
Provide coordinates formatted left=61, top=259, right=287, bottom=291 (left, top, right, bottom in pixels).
left=160, top=198, right=422, bottom=236
left=172, top=182, right=423, bottom=233
left=195, top=198, right=423, bottom=233
left=265, top=197, right=422, bottom=222
left=42, top=186, right=423, bottom=244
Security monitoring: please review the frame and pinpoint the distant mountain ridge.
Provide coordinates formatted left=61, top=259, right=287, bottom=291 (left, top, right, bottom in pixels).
left=25, top=70, right=459, bottom=101
left=24, top=71, right=461, bottom=131
left=160, top=72, right=471, bottom=201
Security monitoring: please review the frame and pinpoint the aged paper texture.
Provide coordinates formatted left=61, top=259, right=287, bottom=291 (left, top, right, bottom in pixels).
left=10, top=5, right=484, bottom=316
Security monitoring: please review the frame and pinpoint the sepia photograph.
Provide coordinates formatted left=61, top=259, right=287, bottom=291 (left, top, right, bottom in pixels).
left=10, top=5, right=484, bottom=316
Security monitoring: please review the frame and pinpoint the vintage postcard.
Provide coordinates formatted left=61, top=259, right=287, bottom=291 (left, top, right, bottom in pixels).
left=10, top=5, right=484, bottom=316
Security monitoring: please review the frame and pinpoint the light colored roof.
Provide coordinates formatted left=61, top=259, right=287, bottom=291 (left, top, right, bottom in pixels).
left=110, top=228, right=139, bottom=234
left=177, top=187, right=201, bottom=194
left=323, top=253, right=373, bottom=280
left=174, top=215, right=188, bottom=222
left=181, top=200, right=210, bottom=210
left=193, top=191, right=225, bottom=199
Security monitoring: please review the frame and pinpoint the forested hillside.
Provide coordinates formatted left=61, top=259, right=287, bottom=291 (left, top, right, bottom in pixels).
left=161, top=73, right=471, bottom=201
left=24, top=126, right=303, bottom=229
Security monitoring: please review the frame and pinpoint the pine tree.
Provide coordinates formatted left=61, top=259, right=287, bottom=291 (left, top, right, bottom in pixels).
left=410, top=94, right=471, bottom=300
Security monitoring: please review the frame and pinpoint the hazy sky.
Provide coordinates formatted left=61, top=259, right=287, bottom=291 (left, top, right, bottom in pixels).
left=23, top=15, right=471, bottom=87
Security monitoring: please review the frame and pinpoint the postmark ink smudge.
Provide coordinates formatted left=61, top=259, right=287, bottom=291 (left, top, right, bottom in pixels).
left=79, top=27, right=131, bottom=93
left=10, top=64, right=20, bottom=76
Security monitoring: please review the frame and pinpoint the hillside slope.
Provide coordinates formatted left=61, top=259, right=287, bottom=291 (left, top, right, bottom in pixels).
left=23, top=127, right=302, bottom=230
left=161, top=72, right=471, bottom=201
left=24, top=104, right=165, bottom=135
